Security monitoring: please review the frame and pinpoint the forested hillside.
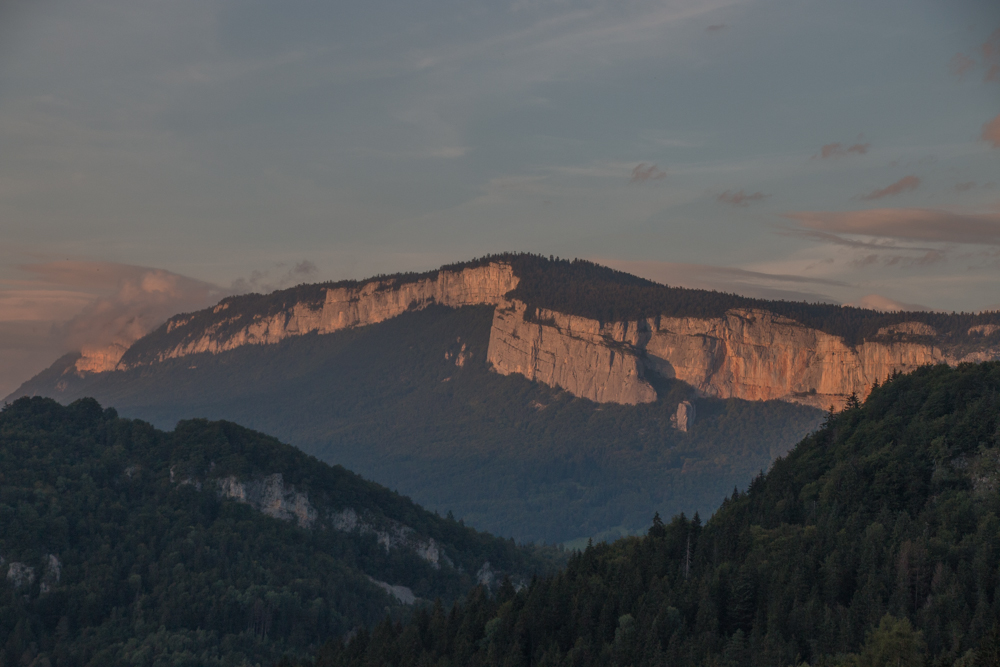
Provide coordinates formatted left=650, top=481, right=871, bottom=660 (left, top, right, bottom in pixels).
left=303, top=361, right=1000, bottom=667
left=0, top=398, right=553, bottom=666
left=8, top=306, right=822, bottom=544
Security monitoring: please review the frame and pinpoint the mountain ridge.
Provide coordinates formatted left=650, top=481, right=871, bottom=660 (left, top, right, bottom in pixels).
left=15, top=254, right=1000, bottom=411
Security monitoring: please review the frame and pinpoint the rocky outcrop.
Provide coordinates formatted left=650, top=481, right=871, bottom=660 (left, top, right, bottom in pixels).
left=487, top=304, right=1000, bottom=410
left=75, top=343, right=129, bottom=373
left=218, top=473, right=318, bottom=528
left=486, top=299, right=657, bottom=405
left=671, top=401, right=695, bottom=432
left=214, top=473, right=445, bottom=568
left=646, top=310, right=949, bottom=409
left=123, top=263, right=518, bottom=367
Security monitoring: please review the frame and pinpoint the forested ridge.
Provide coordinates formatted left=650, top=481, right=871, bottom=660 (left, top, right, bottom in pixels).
left=300, top=362, right=1000, bottom=667
left=0, top=398, right=554, bottom=666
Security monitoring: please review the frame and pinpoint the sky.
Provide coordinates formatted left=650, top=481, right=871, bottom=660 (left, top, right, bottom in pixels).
left=0, top=0, right=999, bottom=396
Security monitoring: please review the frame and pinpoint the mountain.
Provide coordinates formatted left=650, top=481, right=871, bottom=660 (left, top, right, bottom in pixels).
left=0, top=397, right=554, bottom=666
left=11, top=254, right=1000, bottom=543
left=299, top=361, right=1000, bottom=667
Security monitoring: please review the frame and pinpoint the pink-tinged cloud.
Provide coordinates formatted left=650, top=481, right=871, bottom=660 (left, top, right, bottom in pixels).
left=983, top=113, right=1000, bottom=148
left=860, top=175, right=920, bottom=200
left=950, top=53, right=976, bottom=80
left=718, top=190, right=768, bottom=207
left=815, top=142, right=870, bottom=159
left=629, top=163, right=666, bottom=184
left=785, top=208, right=1000, bottom=245
left=846, top=294, right=931, bottom=313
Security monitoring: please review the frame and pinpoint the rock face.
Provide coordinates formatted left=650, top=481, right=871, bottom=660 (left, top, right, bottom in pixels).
left=487, top=304, right=999, bottom=410
left=486, top=299, right=657, bottom=405
left=75, top=343, right=129, bottom=374
left=671, top=401, right=695, bottom=432
left=122, top=263, right=518, bottom=367
left=53, top=258, right=1000, bottom=411
left=218, top=473, right=318, bottom=528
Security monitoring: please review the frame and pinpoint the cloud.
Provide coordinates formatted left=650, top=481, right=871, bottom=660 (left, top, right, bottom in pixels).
left=629, top=163, right=666, bottom=184
left=983, top=113, right=1000, bottom=148
left=785, top=208, right=1000, bottom=245
left=860, top=175, right=920, bottom=200
left=950, top=53, right=976, bottom=80
left=230, top=260, right=318, bottom=294
left=0, top=261, right=226, bottom=398
left=718, top=190, right=768, bottom=207
left=955, top=181, right=977, bottom=192
left=46, top=266, right=223, bottom=352
left=983, top=28, right=1000, bottom=81
left=705, top=24, right=726, bottom=32
left=595, top=258, right=846, bottom=303
left=845, top=294, right=931, bottom=312
left=815, top=141, right=870, bottom=159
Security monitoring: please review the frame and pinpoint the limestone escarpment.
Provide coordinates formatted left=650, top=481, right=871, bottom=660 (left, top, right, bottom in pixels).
left=487, top=302, right=1000, bottom=409
left=486, top=299, right=657, bottom=405
left=118, top=262, right=518, bottom=368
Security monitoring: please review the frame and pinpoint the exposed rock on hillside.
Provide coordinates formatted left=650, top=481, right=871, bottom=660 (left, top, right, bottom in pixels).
left=121, top=263, right=518, bottom=367
left=486, top=299, right=657, bottom=405
left=487, top=303, right=994, bottom=410
left=22, top=258, right=1000, bottom=412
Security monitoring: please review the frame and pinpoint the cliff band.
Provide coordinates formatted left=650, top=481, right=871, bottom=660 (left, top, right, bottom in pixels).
left=43, top=260, right=1000, bottom=410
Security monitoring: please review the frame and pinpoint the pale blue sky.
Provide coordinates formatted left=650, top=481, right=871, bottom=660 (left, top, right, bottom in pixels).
left=0, top=0, right=998, bottom=393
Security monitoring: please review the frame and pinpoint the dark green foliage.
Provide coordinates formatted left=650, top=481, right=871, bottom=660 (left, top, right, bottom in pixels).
left=303, top=362, right=1000, bottom=667
left=0, top=398, right=550, bottom=666
left=12, top=306, right=822, bottom=543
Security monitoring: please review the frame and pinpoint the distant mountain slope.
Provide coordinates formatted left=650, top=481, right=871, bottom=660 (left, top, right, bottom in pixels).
left=0, top=397, right=551, bottom=666
left=303, top=361, right=1000, bottom=667
left=13, top=255, right=1000, bottom=411
left=6, top=306, right=822, bottom=544
left=17, top=254, right=1000, bottom=542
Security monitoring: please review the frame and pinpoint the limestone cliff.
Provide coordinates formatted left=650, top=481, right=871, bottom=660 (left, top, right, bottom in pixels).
left=486, top=301, right=1000, bottom=409
left=119, top=262, right=518, bottom=368
left=54, top=256, right=1000, bottom=412
left=486, top=299, right=656, bottom=405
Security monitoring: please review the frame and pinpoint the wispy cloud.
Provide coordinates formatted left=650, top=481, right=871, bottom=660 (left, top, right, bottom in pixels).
left=705, top=23, right=726, bottom=32
left=785, top=208, right=1000, bottom=245
left=949, top=53, right=976, bottom=80
left=718, top=189, right=768, bottom=206
left=595, top=258, right=845, bottom=303
left=629, top=163, right=666, bottom=184
left=955, top=181, right=977, bottom=192
left=230, top=260, right=318, bottom=294
left=814, top=141, right=870, bottom=159
left=860, top=175, right=920, bottom=200
left=983, top=28, right=1000, bottom=82
left=845, top=294, right=931, bottom=312
left=983, top=113, right=1000, bottom=148
left=16, top=262, right=223, bottom=352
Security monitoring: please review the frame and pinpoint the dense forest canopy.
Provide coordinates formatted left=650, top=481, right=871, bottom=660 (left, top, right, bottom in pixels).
left=0, top=398, right=553, bottom=666
left=300, top=361, right=1000, bottom=667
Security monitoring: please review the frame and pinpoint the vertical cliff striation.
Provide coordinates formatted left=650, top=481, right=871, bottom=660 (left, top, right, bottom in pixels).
left=118, top=262, right=518, bottom=368
left=486, top=299, right=657, bottom=405
left=38, top=255, right=1000, bottom=411
left=486, top=301, right=999, bottom=409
